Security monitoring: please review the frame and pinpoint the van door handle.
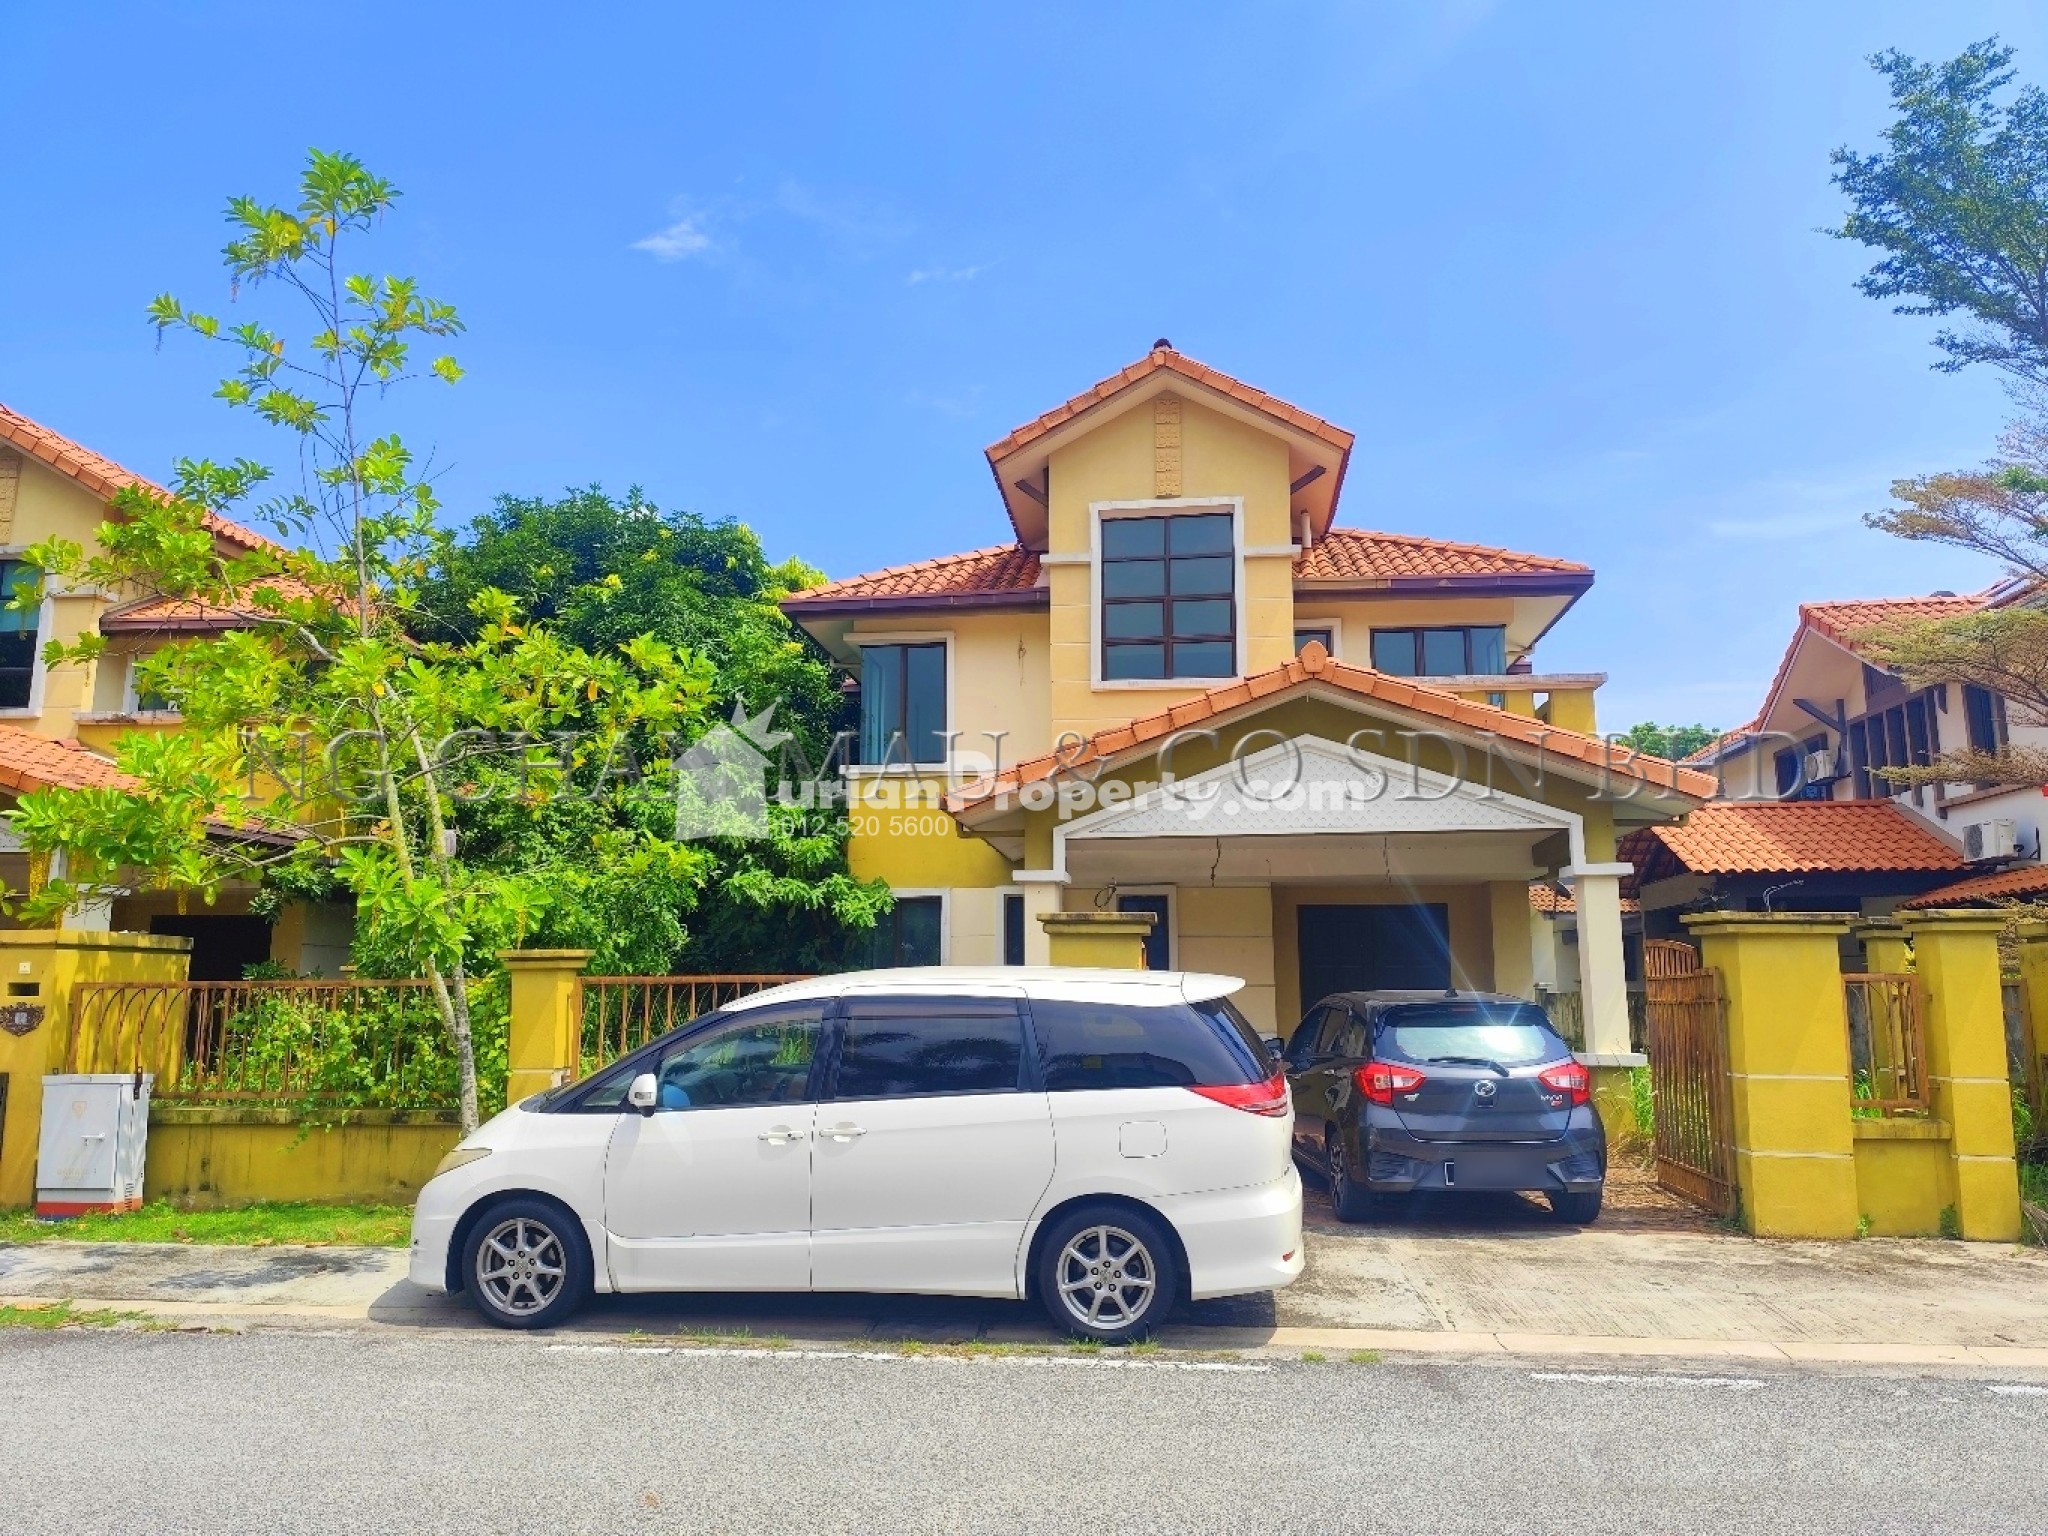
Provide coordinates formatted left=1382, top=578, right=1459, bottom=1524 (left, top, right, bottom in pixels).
left=818, top=1123, right=866, bottom=1142
left=756, top=1126, right=805, bottom=1145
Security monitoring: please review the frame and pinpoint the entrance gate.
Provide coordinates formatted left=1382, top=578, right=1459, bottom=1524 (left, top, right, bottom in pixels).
left=1642, top=939, right=1738, bottom=1217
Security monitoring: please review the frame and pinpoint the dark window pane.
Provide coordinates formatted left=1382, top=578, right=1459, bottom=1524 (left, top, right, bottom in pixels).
left=1002, top=894, right=1025, bottom=966
left=1884, top=707, right=1908, bottom=772
left=1105, top=643, right=1166, bottom=679
left=1905, top=696, right=1931, bottom=767
left=1295, top=628, right=1334, bottom=655
left=1104, top=602, right=1165, bottom=639
left=904, top=643, right=947, bottom=765
left=1115, top=894, right=1170, bottom=970
left=859, top=645, right=903, bottom=764
left=1964, top=684, right=2003, bottom=753
left=1102, top=560, right=1166, bottom=598
left=1167, top=514, right=1234, bottom=555
left=1170, top=641, right=1233, bottom=678
left=1371, top=631, right=1417, bottom=675
left=0, top=561, right=36, bottom=636
left=1848, top=719, right=1871, bottom=799
left=1170, top=599, right=1232, bottom=636
left=1032, top=998, right=1262, bottom=1091
left=653, top=1005, right=824, bottom=1110
left=1420, top=629, right=1468, bottom=676
left=1468, top=627, right=1507, bottom=674
left=834, top=998, right=1024, bottom=1099
left=1102, top=517, right=1166, bottom=558
left=1169, top=555, right=1233, bottom=596
left=1775, top=748, right=1799, bottom=797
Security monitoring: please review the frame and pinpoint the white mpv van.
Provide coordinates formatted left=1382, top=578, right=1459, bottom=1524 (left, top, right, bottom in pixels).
left=410, top=968, right=1303, bottom=1341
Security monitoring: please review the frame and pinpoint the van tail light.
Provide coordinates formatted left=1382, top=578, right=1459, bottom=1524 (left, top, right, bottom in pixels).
left=1189, top=1071, right=1291, bottom=1117
left=1355, top=1060, right=1426, bottom=1105
left=1537, top=1060, right=1591, bottom=1107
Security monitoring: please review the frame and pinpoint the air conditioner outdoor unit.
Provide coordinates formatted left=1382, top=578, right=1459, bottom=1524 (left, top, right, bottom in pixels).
left=1803, top=748, right=1838, bottom=783
left=1963, top=818, right=2018, bottom=862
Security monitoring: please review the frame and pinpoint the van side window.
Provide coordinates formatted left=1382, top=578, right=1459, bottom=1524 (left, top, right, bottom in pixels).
left=831, top=996, right=1026, bottom=1100
left=1336, top=1011, right=1369, bottom=1058
left=1032, top=998, right=1262, bottom=1090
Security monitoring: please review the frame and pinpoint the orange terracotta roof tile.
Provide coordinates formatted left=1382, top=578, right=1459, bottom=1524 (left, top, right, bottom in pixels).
left=781, top=544, right=1043, bottom=610
left=1528, top=882, right=1639, bottom=915
left=0, top=401, right=281, bottom=556
left=1622, top=801, right=1965, bottom=877
left=0, top=729, right=140, bottom=796
left=947, top=642, right=1716, bottom=814
left=985, top=345, right=1355, bottom=465
left=100, top=579, right=320, bottom=634
left=1296, top=528, right=1589, bottom=583
left=1899, top=864, right=2048, bottom=908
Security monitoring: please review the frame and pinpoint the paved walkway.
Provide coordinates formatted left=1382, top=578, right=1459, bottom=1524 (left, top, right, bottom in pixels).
left=5, top=1169, right=2044, bottom=1368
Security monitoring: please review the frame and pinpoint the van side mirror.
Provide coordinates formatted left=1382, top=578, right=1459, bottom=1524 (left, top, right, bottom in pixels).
left=627, top=1072, right=659, bottom=1116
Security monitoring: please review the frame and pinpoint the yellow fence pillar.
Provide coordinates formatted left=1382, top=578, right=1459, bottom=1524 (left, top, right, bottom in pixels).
left=1853, top=918, right=1912, bottom=977
left=1684, top=912, right=1860, bottom=1238
left=500, top=949, right=593, bottom=1103
left=1038, top=911, right=1155, bottom=970
left=2017, top=922, right=2048, bottom=1136
left=0, top=930, right=192, bottom=1211
left=1898, top=912, right=2021, bottom=1242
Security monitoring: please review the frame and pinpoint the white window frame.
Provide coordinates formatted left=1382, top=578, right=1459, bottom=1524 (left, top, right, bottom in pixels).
left=1290, top=613, right=1346, bottom=662
left=845, top=629, right=956, bottom=776
left=1089, top=497, right=1245, bottom=690
left=879, top=887, right=950, bottom=966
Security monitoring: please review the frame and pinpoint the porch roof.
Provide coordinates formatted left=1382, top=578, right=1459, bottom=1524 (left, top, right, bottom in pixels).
left=1898, top=863, right=2048, bottom=908
left=946, top=642, right=1717, bottom=819
left=1619, top=800, right=1966, bottom=886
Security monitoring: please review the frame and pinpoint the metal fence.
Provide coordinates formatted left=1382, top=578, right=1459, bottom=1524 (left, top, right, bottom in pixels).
left=1843, top=973, right=1928, bottom=1116
left=576, top=975, right=810, bottom=1077
left=67, top=979, right=459, bottom=1110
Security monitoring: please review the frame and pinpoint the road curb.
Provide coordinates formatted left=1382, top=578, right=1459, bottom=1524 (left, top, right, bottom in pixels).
left=7, top=1292, right=2046, bottom=1371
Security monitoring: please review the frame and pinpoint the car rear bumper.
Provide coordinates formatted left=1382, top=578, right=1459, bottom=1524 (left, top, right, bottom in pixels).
left=1157, top=1167, right=1305, bottom=1301
left=1357, top=1124, right=1604, bottom=1194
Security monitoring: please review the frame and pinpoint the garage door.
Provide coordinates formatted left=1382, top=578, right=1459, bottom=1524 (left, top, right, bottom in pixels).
left=1297, top=903, right=1451, bottom=1007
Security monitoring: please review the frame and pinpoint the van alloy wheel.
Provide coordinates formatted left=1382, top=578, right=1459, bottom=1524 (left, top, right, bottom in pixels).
left=1054, top=1224, right=1157, bottom=1330
left=475, top=1215, right=568, bottom=1317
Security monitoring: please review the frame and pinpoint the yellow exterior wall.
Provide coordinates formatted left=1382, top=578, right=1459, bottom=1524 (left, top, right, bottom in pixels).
left=846, top=776, right=1014, bottom=891
left=1176, top=887, right=1277, bottom=1034
left=2, top=455, right=127, bottom=740
left=145, top=1109, right=459, bottom=1207
left=1852, top=1120, right=1955, bottom=1236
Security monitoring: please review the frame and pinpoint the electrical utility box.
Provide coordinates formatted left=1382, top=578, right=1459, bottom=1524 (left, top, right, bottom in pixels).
left=37, top=1073, right=152, bottom=1217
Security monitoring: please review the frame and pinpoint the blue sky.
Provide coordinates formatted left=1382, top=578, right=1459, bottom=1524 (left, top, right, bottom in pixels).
left=6, top=2, right=2044, bottom=728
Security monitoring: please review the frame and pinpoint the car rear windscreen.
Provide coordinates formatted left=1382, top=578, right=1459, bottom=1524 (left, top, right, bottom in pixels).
left=1379, top=1004, right=1560, bottom=1067
left=1031, top=998, right=1265, bottom=1090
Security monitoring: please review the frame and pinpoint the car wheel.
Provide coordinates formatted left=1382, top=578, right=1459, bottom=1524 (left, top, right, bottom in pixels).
left=463, top=1198, right=591, bottom=1329
left=1325, top=1127, right=1376, bottom=1223
left=1550, top=1188, right=1603, bottom=1225
left=1036, top=1204, right=1180, bottom=1344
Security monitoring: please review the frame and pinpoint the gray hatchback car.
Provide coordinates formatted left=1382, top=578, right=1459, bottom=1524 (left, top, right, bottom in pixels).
left=1282, top=990, right=1605, bottom=1223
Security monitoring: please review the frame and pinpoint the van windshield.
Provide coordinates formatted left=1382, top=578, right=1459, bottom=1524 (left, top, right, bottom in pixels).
left=1378, top=1003, right=1560, bottom=1068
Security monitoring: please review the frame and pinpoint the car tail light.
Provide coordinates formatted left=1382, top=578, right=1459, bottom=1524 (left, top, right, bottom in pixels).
left=1354, top=1060, right=1426, bottom=1105
left=1537, top=1060, right=1591, bottom=1107
left=1189, top=1071, right=1291, bottom=1117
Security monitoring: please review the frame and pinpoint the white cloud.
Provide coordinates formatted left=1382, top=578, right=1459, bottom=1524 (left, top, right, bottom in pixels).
left=907, top=264, right=987, bottom=286
left=631, top=215, right=714, bottom=263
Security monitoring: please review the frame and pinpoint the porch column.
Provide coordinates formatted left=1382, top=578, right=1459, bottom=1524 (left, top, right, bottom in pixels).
left=1897, top=911, right=2021, bottom=1242
left=1853, top=917, right=1912, bottom=975
left=1563, top=861, right=1641, bottom=1137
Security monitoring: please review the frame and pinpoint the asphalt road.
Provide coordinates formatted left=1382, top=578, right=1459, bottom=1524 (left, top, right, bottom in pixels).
left=0, top=1329, right=2040, bottom=1535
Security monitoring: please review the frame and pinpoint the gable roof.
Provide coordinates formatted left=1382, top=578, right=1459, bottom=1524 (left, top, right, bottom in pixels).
left=1619, top=800, right=1965, bottom=881
left=946, top=641, right=1716, bottom=815
left=781, top=526, right=1590, bottom=616
left=0, top=401, right=281, bottom=556
left=1529, top=881, right=1639, bottom=915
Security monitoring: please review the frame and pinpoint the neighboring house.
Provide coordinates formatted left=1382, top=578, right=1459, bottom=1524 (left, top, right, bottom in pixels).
left=780, top=343, right=1712, bottom=1061
left=0, top=403, right=351, bottom=977
left=1687, top=585, right=2048, bottom=910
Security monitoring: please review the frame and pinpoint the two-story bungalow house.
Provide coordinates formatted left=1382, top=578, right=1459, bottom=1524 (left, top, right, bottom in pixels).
left=0, top=403, right=350, bottom=977
left=781, top=345, right=1712, bottom=1084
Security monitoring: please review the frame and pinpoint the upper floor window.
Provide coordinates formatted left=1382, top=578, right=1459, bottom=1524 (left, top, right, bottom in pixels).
left=0, top=561, right=38, bottom=709
left=1101, top=513, right=1235, bottom=681
left=1294, top=626, right=1334, bottom=656
left=1963, top=684, right=2007, bottom=755
left=1370, top=625, right=1506, bottom=678
left=858, top=642, right=946, bottom=766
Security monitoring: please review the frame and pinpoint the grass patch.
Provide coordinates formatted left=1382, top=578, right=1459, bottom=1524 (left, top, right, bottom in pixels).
left=1067, top=1337, right=1102, bottom=1354
left=1348, top=1349, right=1382, bottom=1365
left=0, top=1201, right=410, bottom=1249
left=0, top=1300, right=156, bottom=1331
left=1300, top=1350, right=1327, bottom=1363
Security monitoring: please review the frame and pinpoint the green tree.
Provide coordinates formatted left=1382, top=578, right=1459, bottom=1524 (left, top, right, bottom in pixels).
left=1830, top=37, right=2048, bottom=386
left=1617, top=722, right=1720, bottom=761
left=4, top=152, right=712, bottom=1131
left=415, top=488, right=890, bottom=973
